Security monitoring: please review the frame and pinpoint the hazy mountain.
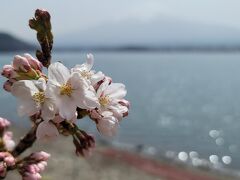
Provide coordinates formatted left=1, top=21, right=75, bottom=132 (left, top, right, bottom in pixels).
left=0, top=32, right=33, bottom=51
left=56, top=17, right=240, bottom=47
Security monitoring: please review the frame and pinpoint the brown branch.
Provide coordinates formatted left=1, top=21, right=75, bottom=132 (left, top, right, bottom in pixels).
left=11, top=125, right=37, bottom=157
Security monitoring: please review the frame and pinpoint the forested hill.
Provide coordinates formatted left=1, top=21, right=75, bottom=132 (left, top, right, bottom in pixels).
left=0, top=32, right=33, bottom=51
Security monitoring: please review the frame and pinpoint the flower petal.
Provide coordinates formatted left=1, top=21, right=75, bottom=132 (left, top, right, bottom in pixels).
left=74, top=91, right=99, bottom=110
left=68, top=72, right=99, bottom=109
left=45, top=81, right=60, bottom=98
left=41, top=100, right=57, bottom=121
left=91, top=71, right=105, bottom=86
left=86, top=53, right=94, bottom=71
left=105, top=83, right=127, bottom=99
left=108, top=103, right=128, bottom=120
left=97, top=79, right=110, bottom=97
left=17, top=99, right=39, bottom=117
left=71, top=54, right=94, bottom=73
left=36, top=121, right=59, bottom=141
left=97, top=115, right=118, bottom=137
left=68, top=72, right=88, bottom=90
left=48, top=62, right=70, bottom=85
left=83, top=90, right=100, bottom=108
left=11, top=80, right=39, bottom=99
left=34, top=78, right=47, bottom=91
left=57, top=96, right=77, bottom=120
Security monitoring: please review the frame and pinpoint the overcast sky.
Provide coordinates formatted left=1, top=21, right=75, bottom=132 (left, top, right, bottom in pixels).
left=1, top=0, right=240, bottom=41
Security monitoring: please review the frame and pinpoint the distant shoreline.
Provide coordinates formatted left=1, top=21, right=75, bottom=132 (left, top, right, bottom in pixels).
left=3, top=46, right=240, bottom=53
left=54, top=46, right=240, bottom=53
left=2, top=32, right=240, bottom=53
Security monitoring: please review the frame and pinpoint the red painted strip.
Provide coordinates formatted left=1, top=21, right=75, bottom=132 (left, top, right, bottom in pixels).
left=97, top=148, right=219, bottom=180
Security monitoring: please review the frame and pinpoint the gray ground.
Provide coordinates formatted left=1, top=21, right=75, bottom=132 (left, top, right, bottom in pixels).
left=6, top=132, right=162, bottom=180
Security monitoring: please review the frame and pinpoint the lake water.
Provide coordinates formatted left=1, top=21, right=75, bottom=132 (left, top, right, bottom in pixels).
left=1, top=51, right=240, bottom=171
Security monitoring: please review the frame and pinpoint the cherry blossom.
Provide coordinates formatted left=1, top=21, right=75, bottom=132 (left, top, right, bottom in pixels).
left=47, top=62, right=99, bottom=120
left=11, top=78, right=56, bottom=121
left=96, top=78, right=129, bottom=121
left=71, top=54, right=105, bottom=86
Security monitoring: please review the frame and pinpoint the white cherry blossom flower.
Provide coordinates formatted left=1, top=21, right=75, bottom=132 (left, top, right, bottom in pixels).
left=11, top=78, right=56, bottom=121
left=47, top=62, right=100, bottom=120
left=96, top=79, right=128, bottom=121
left=71, top=54, right=105, bottom=86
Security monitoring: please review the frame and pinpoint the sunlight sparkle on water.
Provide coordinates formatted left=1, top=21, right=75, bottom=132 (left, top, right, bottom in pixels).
left=209, top=130, right=220, bottom=139
left=216, top=137, right=224, bottom=146
left=189, top=151, right=199, bottom=159
left=178, top=152, right=188, bottom=162
left=222, top=156, right=232, bottom=165
left=209, top=155, right=219, bottom=164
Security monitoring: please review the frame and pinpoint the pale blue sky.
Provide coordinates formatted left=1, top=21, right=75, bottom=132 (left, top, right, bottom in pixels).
left=1, top=0, right=240, bottom=42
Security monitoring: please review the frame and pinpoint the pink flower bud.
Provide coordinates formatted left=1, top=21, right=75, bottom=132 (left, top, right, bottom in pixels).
left=0, top=152, right=15, bottom=167
left=36, top=161, right=47, bottom=172
left=30, top=151, right=50, bottom=161
left=32, top=164, right=40, bottom=173
left=0, top=162, right=6, bottom=178
left=24, top=54, right=43, bottom=71
left=0, top=118, right=10, bottom=129
left=13, top=55, right=31, bottom=72
left=0, top=162, right=5, bottom=172
left=4, top=156, right=15, bottom=166
left=3, top=80, right=13, bottom=92
left=26, top=165, right=37, bottom=174
left=0, top=152, right=7, bottom=159
left=1, top=65, right=17, bottom=79
left=23, top=172, right=42, bottom=180
left=3, top=131, right=15, bottom=151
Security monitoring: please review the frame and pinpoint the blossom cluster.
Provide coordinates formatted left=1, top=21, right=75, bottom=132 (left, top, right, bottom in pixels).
left=0, top=8, right=130, bottom=180
left=2, top=53, right=129, bottom=139
left=0, top=152, right=15, bottom=178
left=0, top=117, right=50, bottom=180
left=18, top=151, right=50, bottom=180
left=0, top=118, right=15, bottom=178
left=2, top=54, right=44, bottom=92
left=0, top=53, right=129, bottom=179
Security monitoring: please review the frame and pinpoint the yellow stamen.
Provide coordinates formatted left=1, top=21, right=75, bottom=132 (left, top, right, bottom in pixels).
left=32, top=92, right=45, bottom=104
left=99, top=96, right=110, bottom=107
left=60, top=84, right=73, bottom=96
